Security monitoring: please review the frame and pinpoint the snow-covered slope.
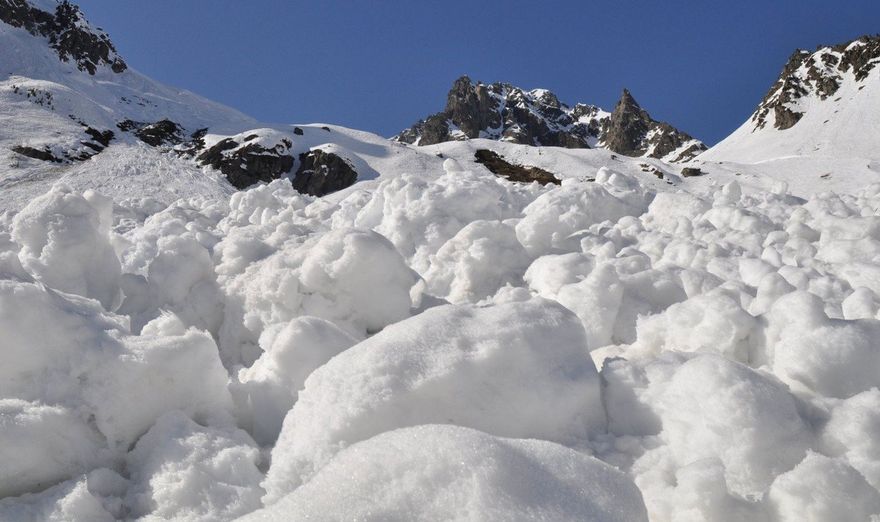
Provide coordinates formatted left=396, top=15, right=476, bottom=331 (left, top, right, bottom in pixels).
left=0, top=0, right=707, bottom=212
left=699, top=35, right=880, bottom=195
left=4, top=2, right=880, bottom=521
left=396, top=76, right=707, bottom=163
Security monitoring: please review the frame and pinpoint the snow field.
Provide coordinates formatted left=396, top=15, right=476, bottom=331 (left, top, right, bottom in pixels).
left=1, top=158, right=880, bottom=520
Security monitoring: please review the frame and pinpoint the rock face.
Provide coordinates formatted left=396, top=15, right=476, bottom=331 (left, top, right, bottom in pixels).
left=473, top=149, right=559, bottom=185
left=602, top=89, right=706, bottom=162
left=752, top=35, right=880, bottom=131
left=396, top=76, right=705, bottom=162
left=12, top=124, right=113, bottom=163
left=196, top=136, right=295, bottom=189
left=119, top=119, right=185, bottom=147
left=292, top=149, right=359, bottom=196
left=0, top=0, right=127, bottom=74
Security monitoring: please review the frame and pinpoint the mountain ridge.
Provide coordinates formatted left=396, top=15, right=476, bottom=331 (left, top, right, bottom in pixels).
left=394, top=76, right=707, bottom=163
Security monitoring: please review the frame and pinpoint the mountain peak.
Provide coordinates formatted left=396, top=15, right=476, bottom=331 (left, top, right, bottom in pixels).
left=616, top=88, right=643, bottom=112
left=0, top=0, right=127, bottom=74
left=395, top=78, right=705, bottom=162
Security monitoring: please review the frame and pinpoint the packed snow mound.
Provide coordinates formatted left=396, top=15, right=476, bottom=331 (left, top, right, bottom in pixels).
left=124, top=411, right=263, bottom=521
left=262, top=297, right=606, bottom=502
left=3, top=156, right=880, bottom=520
left=3, top=6, right=880, bottom=516
left=247, top=425, right=649, bottom=522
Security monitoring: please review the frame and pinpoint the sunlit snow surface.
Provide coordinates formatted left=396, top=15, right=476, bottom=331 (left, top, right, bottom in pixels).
left=3, top=4, right=880, bottom=519
left=3, top=153, right=880, bottom=520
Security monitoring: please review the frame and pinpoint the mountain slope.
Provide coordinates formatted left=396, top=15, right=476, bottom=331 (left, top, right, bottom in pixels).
left=395, top=76, right=706, bottom=163
left=0, top=0, right=703, bottom=212
left=699, top=34, right=880, bottom=194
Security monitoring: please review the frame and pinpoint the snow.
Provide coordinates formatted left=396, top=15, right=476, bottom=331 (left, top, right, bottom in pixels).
left=262, top=298, right=606, bottom=503
left=698, top=48, right=880, bottom=196
left=245, top=425, right=648, bottom=522
left=5, top=153, right=880, bottom=520
left=2, top=4, right=880, bottom=521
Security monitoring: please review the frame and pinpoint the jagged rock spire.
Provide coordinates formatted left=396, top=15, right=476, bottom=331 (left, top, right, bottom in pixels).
left=395, top=78, right=706, bottom=162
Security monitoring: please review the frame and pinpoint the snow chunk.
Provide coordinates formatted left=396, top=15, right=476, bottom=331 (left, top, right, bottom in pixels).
left=12, top=185, right=121, bottom=309
left=631, top=290, right=757, bottom=363
left=423, top=219, right=530, bottom=304
left=0, top=280, right=233, bottom=453
left=220, top=228, right=417, bottom=365
left=125, top=411, right=264, bottom=521
left=0, top=476, right=115, bottom=522
left=236, top=316, right=357, bottom=445
left=821, top=389, right=880, bottom=490
left=516, top=180, right=641, bottom=256
left=262, top=298, right=605, bottom=502
left=248, top=425, right=647, bottom=522
left=765, top=291, right=880, bottom=398
left=0, top=400, right=105, bottom=498
left=768, top=453, right=880, bottom=522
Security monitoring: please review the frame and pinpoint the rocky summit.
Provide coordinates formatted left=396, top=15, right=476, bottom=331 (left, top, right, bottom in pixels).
left=0, top=0, right=126, bottom=74
left=395, top=76, right=706, bottom=162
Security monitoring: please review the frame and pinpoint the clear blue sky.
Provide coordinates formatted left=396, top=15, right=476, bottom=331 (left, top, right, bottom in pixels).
left=75, top=1, right=879, bottom=145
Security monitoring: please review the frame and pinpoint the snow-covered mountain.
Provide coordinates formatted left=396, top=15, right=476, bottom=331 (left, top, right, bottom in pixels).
left=4, top=2, right=880, bottom=521
left=395, top=76, right=707, bottom=162
left=699, top=34, right=880, bottom=194
left=0, top=0, right=713, bottom=212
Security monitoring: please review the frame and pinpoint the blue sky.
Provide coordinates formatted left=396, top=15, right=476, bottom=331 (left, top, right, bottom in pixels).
left=75, top=1, right=879, bottom=145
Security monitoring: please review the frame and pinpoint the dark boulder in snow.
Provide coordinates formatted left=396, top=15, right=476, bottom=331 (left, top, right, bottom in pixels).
left=680, top=167, right=704, bottom=177
left=121, top=119, right=185, bottom=147
left=196, top=136, right=295, bottom=189
left=474, top=149, right=560, bottom=185
left=292, top=149, right=358, bottom=196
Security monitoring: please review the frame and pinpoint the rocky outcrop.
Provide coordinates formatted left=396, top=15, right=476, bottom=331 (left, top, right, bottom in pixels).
left=196, top=136, right=294, bottom=189
left=602, top=89, right=651, bottom=156
left=396, top=76, right=596, bottom=149
left=118, top=119, right=185, bottom=147
left=0, top=0, right=127, bottom=74
left=473, top=149, right=559, bottom=185
left=752, top=35, right=880, bottom=130
left=602, top=89, right=706, bottom=161
left=292, top=149, right=358, bottom=196
left=12, top=124, right=113, bottom=163
left=396, top=76, right=704, bottom=162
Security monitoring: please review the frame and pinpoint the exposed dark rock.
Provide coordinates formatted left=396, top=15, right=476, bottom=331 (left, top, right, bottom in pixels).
left=83, top=126, right=113, bottom=148
left=116, top=119, right=140, bottom=132
left=292, top=149, right=358, bottom=196
left=752, top=35, right=880, bottom=131
left=680, top=167, right=704, bottom=177
left=118, top=119, right=185, bottom=147
left=12, top=145, right=62, bottom=162
left=12, top=122, right=113, bottom=163
left=196, top=137, right=294, bottom=189
left=135, top=120, right=184, bottom=147
left=602, top=89, right=706, bottom=161
left=0, top=0, right=127, bottom=74
left=293, top=127, right=304, bottom=135
left=396, top=76, right=704, bottom=162
left=602, top=89, right=651, bottom=157
left=474, top=149, right=559, bottom=185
